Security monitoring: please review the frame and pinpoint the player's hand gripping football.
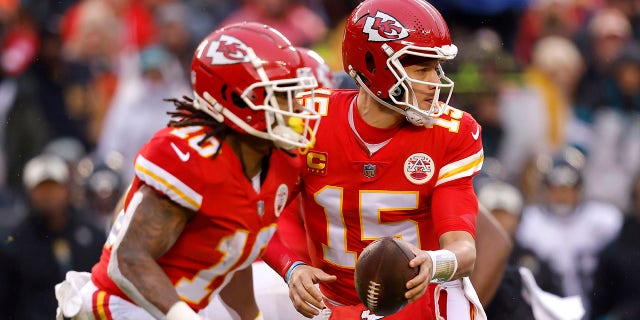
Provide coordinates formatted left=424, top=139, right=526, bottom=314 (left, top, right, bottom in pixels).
left=287, top=264, right=337, bottom=318
left=402, top=240, right=434, bottom=303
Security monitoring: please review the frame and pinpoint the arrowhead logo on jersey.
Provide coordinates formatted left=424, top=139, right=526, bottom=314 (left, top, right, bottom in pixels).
left=206, top=34, right=250, bottom=65
left=363, top=11, right=409, bottom=42
left=404, top=153, right=435, bottom=185
left=363, top=163, right=377, bottom=178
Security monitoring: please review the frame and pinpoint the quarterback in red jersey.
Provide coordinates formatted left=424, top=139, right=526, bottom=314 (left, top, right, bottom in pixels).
left=54, top=22, right=320, bottom=320
left=262, top=0, right=486, bottom=319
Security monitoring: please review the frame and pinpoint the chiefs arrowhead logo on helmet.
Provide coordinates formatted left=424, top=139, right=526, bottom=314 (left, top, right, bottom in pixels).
left=363, top=11, right=409, bottom=42
left=204, top=34, right=250, bottom=65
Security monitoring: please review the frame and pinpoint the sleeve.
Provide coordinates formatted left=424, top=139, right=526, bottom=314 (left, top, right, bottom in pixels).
left=432, top=178, right=478, bottom=238
left=262, top=227, right=306, bottom=279
left=434, top=111, right=484, bottom=187
left=276, top=196, right=312, bottom=263
left=432, top=111, right=484, bottom=238
left=132, top=133, right=207, bottom=212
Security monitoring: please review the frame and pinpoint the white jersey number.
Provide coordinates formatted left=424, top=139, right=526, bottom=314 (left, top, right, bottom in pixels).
left=315, top=186, right=420, bottom=268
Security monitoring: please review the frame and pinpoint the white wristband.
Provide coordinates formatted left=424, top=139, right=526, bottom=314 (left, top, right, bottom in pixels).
left=166, top=301, right=200, bottom=320
left=425, top=250, right=458, bottom=283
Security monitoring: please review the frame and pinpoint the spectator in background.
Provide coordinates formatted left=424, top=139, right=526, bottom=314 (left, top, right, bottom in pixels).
left=166, top=0, right=238, bottom=48
left=581, top=43, right=640, bottom=210
left=82, top=161, right=125, bottom=234
left=32, top=27, right=92, bottom=150
left=478, top=178, right=586, bottom=320
left=517, top=150, right=623, bottom=310
left=219, top=0, right=328, bottom=47
left=95, top=44, right=189, bottom=183
left=0, top=153, right=105, bottom=320
left=576, top=7, right=633, bottom=117
left=447, top=28, right=519, bottom=158
left=477, top=180, right=535, bottom=319
left=603, top=0, right=640, bottom=40
left=0, top=6, right=48, bottom=192
left=590, top=175, right=640, bottom=319
left=498, top=36, right=586, bottom=189
left=514, top=0, right=586, bottom=65
left=59, top=0, right=158, bottom=148
left=430, top=0, right=529, bottom=52
left=153, top=2, right=195, bottom=79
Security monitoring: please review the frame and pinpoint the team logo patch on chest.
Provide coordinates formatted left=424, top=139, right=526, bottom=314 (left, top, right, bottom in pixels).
left=404, top=153, right=435, bottom=185
left=363, top=163, right=377, bottom=178
left=274, top=184, right=289, bottom=217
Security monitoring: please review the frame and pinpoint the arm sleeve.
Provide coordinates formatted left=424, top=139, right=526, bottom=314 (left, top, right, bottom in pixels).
left=432, top=112, right=483, bottom=238
left=262, top=228, right=306, bottom=279
left=432, top=177, right=478, bottom=238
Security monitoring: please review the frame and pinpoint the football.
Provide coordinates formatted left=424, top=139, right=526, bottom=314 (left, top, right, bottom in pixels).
left=354, top=236, right=420, bottom=316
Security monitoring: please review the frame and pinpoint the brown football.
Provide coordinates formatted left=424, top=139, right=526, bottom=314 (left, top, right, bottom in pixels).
left=354, top=236, right=420, bottom=316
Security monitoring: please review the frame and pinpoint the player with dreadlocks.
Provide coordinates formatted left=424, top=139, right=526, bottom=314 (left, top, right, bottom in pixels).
left=54, top=22, right=320, bottom=320
left=165, top=96, right=229, bottom=158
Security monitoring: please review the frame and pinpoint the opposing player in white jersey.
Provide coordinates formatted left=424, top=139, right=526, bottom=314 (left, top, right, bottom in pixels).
left=54, top=22, right=320, bottom=320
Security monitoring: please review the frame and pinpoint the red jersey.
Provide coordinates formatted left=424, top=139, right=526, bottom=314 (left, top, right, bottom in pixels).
left=299, top=90, right=484, bottom=306
left=91, top=125, right=301, bottom=311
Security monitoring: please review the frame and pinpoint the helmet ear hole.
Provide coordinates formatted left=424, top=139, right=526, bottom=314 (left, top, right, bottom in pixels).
left=365, top=51, right=376, bottom=74
left=231, top=92, right=249, bottom=109
left=221, top=84, right=228, bottom=101
left=391, top=86, right=404, bottom=100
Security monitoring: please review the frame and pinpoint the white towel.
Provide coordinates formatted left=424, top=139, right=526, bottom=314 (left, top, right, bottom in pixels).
left=436, top=278, right=487, bottom=320
left=461, top=277, right=487, bottom=320
left=519, top=267, right=584, bottom=320
left=55, top=271, right=92, bottom=320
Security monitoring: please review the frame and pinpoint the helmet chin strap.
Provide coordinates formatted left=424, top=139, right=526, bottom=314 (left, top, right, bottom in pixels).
left=350, top=67, right=434, bottom=127
left=405, top=105, right=433, bottom=127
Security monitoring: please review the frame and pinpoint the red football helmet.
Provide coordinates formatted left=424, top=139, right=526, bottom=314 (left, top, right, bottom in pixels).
left=296, top=47, right=335, bottom=89
left=342, top=0, right=458, bottom=126
left=191, top=22, right=320, bottom=150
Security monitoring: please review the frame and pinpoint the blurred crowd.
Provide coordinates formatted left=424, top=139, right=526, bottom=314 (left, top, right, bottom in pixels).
left=0, top=0, right=639, bottom=319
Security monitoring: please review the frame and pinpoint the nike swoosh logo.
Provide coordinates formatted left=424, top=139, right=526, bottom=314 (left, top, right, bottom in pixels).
left=471, top=126, right=480, bottom=140
left=171, top=142, right=190, bottom=162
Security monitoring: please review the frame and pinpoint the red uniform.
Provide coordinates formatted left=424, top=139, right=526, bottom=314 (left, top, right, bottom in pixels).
left=91, top=125, right=302, bottom=312
left=264, top=89, right=484, bottom=319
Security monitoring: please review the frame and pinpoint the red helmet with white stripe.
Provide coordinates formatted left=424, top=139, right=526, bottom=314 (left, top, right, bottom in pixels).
left=296, top=47, right=335, bottom=89
left=342, top=0, right=457, bottom=125
left=191, top=22, right=320, bottom=149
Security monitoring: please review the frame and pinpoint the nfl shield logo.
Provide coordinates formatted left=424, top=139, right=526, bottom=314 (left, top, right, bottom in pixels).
left=363, top=163, right=376, bottom=178
left=257, top=200, right=264, bottom=217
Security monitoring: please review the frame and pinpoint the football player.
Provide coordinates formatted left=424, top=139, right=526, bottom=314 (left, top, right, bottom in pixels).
left=262, top=0, right=487, bottom=319
left=54, top=22, right=320, bottom=320
left=203, top=46, right=336, bottom=320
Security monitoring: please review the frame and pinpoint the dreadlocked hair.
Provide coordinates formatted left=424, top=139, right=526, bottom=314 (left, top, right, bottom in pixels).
left=165, top=95, right=229, bottom=159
